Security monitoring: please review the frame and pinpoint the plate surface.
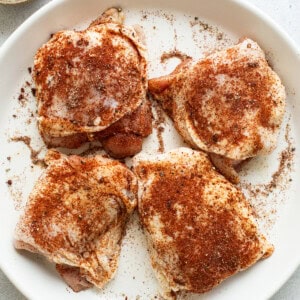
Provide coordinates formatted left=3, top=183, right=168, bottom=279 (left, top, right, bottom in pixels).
left=0, top=0, right=300, bottom=299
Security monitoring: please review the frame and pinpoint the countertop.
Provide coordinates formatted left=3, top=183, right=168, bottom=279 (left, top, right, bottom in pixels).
left=0, top=0, right=299, bottom=299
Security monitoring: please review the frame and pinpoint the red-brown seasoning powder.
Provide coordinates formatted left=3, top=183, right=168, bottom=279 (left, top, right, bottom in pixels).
left=34, top=30, right=145, bottom=128
left=240, top=123, right=295, bottom=231
left=10, top=136, right=45, bottom=167
left=152, top=100, right=167, bottom=153
left=160, top=49, right=191, bottom=63
left=185, top=48, right=278, bottom=157
left=138, top=158, right=265, bottom=294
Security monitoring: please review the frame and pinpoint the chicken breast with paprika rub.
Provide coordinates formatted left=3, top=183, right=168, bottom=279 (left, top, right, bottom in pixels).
left=33, top=8, right=151, bottom=158
left=133, top=148, right=273, bottom=298
left=148, top=39, right=285, bottom=182
left=15, top=150, right=137, bottom=292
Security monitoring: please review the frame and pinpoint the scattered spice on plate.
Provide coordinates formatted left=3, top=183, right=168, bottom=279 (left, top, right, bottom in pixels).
left=160, top=49, right=191, bottom=63
left=240, top=123, right=295, bottom=231
left=10, top=136, right=45, bottom=167
left=152, top=100, right=167, bottom=153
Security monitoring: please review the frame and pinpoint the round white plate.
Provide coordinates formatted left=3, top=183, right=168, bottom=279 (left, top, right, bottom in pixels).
left=0, top=0, right=300, bottom=299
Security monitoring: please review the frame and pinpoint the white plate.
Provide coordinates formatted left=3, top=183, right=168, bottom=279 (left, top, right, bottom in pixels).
left=0, top=0, right=300, bottom=299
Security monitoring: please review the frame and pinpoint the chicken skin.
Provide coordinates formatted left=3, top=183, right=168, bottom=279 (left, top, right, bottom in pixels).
left=33, top=8, right=151, bottom=158
left=133, top=148, right=273, bottom=299
left=148, top=39, right=285, bottom=182
left=15, top=150, right=137, bottom=292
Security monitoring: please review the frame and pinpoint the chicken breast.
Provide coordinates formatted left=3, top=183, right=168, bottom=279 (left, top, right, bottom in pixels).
left=133, top=148, right=273, bottom=298
left=148, top=39, right=285, bottom=182
left=34, top=8, right=151, bottom=158
left=14, top=150, right=137, bottom=292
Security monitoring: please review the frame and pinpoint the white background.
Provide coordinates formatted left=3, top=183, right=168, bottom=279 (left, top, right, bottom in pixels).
left=0, top=0, right=299, bottom=299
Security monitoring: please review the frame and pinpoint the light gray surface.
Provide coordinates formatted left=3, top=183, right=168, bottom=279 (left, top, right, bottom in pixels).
left=0, top=0, right=299, bottom=299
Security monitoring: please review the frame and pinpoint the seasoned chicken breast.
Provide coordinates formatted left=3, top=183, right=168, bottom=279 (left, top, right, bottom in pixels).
left=15, top=150, right=137, bottom=292
left=148, top=39, right=285, bottom=182
left=133, top=148, right=273, bottom=299
left=34, top=8, right=151, bottom=158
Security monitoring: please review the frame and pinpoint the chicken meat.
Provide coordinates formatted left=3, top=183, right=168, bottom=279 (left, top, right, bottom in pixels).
left=148, top=39, right=285, bottom=182
left=14, top=150, right=137, bottom=292
left=133, top=148, right=273, bottom=298
left=33, top=8, right=151, bottom=158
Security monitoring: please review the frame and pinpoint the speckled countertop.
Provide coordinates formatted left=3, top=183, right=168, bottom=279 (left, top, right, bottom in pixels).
left=0, top=0, right=300, bottom=299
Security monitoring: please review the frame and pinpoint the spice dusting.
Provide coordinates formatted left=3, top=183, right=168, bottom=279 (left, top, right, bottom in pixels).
left=10, top=136, right=45, bottom=167
left=240, top=123, right=295, bottom=231
left=160, top=49, right=191, bottom=63
left=17, top=80, right=34, bottom=107
left=189, top=16, right=232, bottom=52
left=152, top=100, right=167, bottom=153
